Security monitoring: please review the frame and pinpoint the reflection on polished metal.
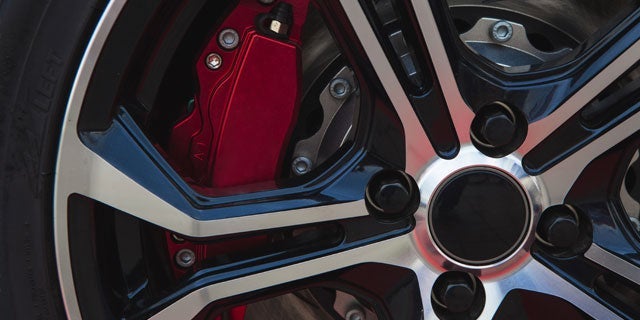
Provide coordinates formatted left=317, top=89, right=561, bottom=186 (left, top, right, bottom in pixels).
left=585, top=244, right=640, bottom=287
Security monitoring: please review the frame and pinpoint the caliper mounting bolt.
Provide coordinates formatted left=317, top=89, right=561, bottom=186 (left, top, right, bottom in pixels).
left=175, top=248, right=196, bottom=268
left=329, top=78, right=351, bottom=100
left=345, top=308, right=366, bottom=320
left=218, top=28, right=240, bottom=50
left=205, top=53, right=223, bottom=70
left=292, top=156, right=312, bottom=176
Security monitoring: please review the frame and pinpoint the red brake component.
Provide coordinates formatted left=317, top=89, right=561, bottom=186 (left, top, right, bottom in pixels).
left=164, top=3, right=310, bottom=318
left=169, top=0, right=309, bottom=189
left=164, top=232, right=269, bottom=278
left=219, top=307, right=247, bottom=320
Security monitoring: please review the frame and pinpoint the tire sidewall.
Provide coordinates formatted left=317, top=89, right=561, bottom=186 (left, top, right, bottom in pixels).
left=0, top=0, right=106, bottom=318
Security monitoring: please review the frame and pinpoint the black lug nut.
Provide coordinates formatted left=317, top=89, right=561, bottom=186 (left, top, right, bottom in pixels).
left=374, top=180, right=410, bottom=213
left=471, top=102, right=526, bottom=158
left=480, top=110, right=516, bottom=147
left=433, top=272, right=477, bottom=313
left=538, top=206, right=580, bottom=248
left=365, top=169, right=420, bottom=222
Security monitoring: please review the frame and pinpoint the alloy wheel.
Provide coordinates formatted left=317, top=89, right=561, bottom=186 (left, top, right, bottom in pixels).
left=53, top=0, right=640, bottom=319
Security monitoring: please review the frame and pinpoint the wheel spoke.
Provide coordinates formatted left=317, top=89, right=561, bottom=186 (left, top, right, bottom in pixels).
left=481, top=259, right=622, bottom=320
left=408, top=0, right=474, bottom=139
left=413, top=268, right=445, bottom=320
left=520, top=38, right=640, bottom=156
left=585, top=244, right=640, bottom=287
left=537, top=110, right=640, bottom=205
left=56, top=138, right=367, bottom=237
left=149, top=234, right=419, bottom=319
left=339, top=0, right=436, bottom=175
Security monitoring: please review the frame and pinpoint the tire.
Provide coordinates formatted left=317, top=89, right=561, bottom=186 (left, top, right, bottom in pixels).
left=0, top=0, right=106, bottom=318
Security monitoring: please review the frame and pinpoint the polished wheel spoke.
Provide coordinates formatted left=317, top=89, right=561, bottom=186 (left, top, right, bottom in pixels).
left=408, top=0, right=474, bottom=139
left=340, top=0, right=436, bottom=175
left=481, top=260, right=622, bottom=320
left=537, top=111, right=640, bottom=205
left=585, top=244, right=640, bottom=287
left=149, top=234, right=419, bottom=319
left=520, top=38, right=640, bottom=156
left=56, top=139, right=367, bottom=237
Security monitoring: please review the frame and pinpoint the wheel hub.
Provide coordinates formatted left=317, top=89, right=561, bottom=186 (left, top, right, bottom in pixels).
left=415, top=146, right=547, bottom=274
left=430, top=168, right=529, bottom=265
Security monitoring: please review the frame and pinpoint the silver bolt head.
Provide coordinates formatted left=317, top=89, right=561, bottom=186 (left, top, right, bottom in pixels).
left=329, top=78, right=351, bottom=99
left=345, top=308, right=366, bottom=320
left=175, top=248, right=196, bottom=268
left=205, top=53, right=222, bottom=70
left=258, top=0, right=275, bottom=4
left=218, top=28, right=240, bottom=50
left=491, top=21, right=513, bottom=42
left=292, top=157, right=312, bottom=176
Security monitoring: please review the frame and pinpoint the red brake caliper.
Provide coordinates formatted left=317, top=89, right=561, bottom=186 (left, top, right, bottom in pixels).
left=169, top=0, right=308, bottom=189
left=165, top=1, right=309, bottom=318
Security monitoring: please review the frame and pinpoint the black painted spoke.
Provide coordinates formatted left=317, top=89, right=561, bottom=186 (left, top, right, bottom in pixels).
left=128, top=234, right=413, bottom=319
left=339, top=0, right=480, bottom=176
left=534, top=109, right=640, bottom=205
left=67, top=190, right=416, bottom=319
left=562, top=132, right=640, bottom=267
left=57, top=106, right=405, bottom=238
left=529, top=131, right=640, bottom=319
left=358, top=0, right=469, bottom=159
left=523, top=61, right=640, bottom=176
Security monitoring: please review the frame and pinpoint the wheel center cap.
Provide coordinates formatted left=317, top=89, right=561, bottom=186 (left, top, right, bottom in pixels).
left=415, top=146, right=543, bottom=272
left=429, top=168, right=529, bottom=265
